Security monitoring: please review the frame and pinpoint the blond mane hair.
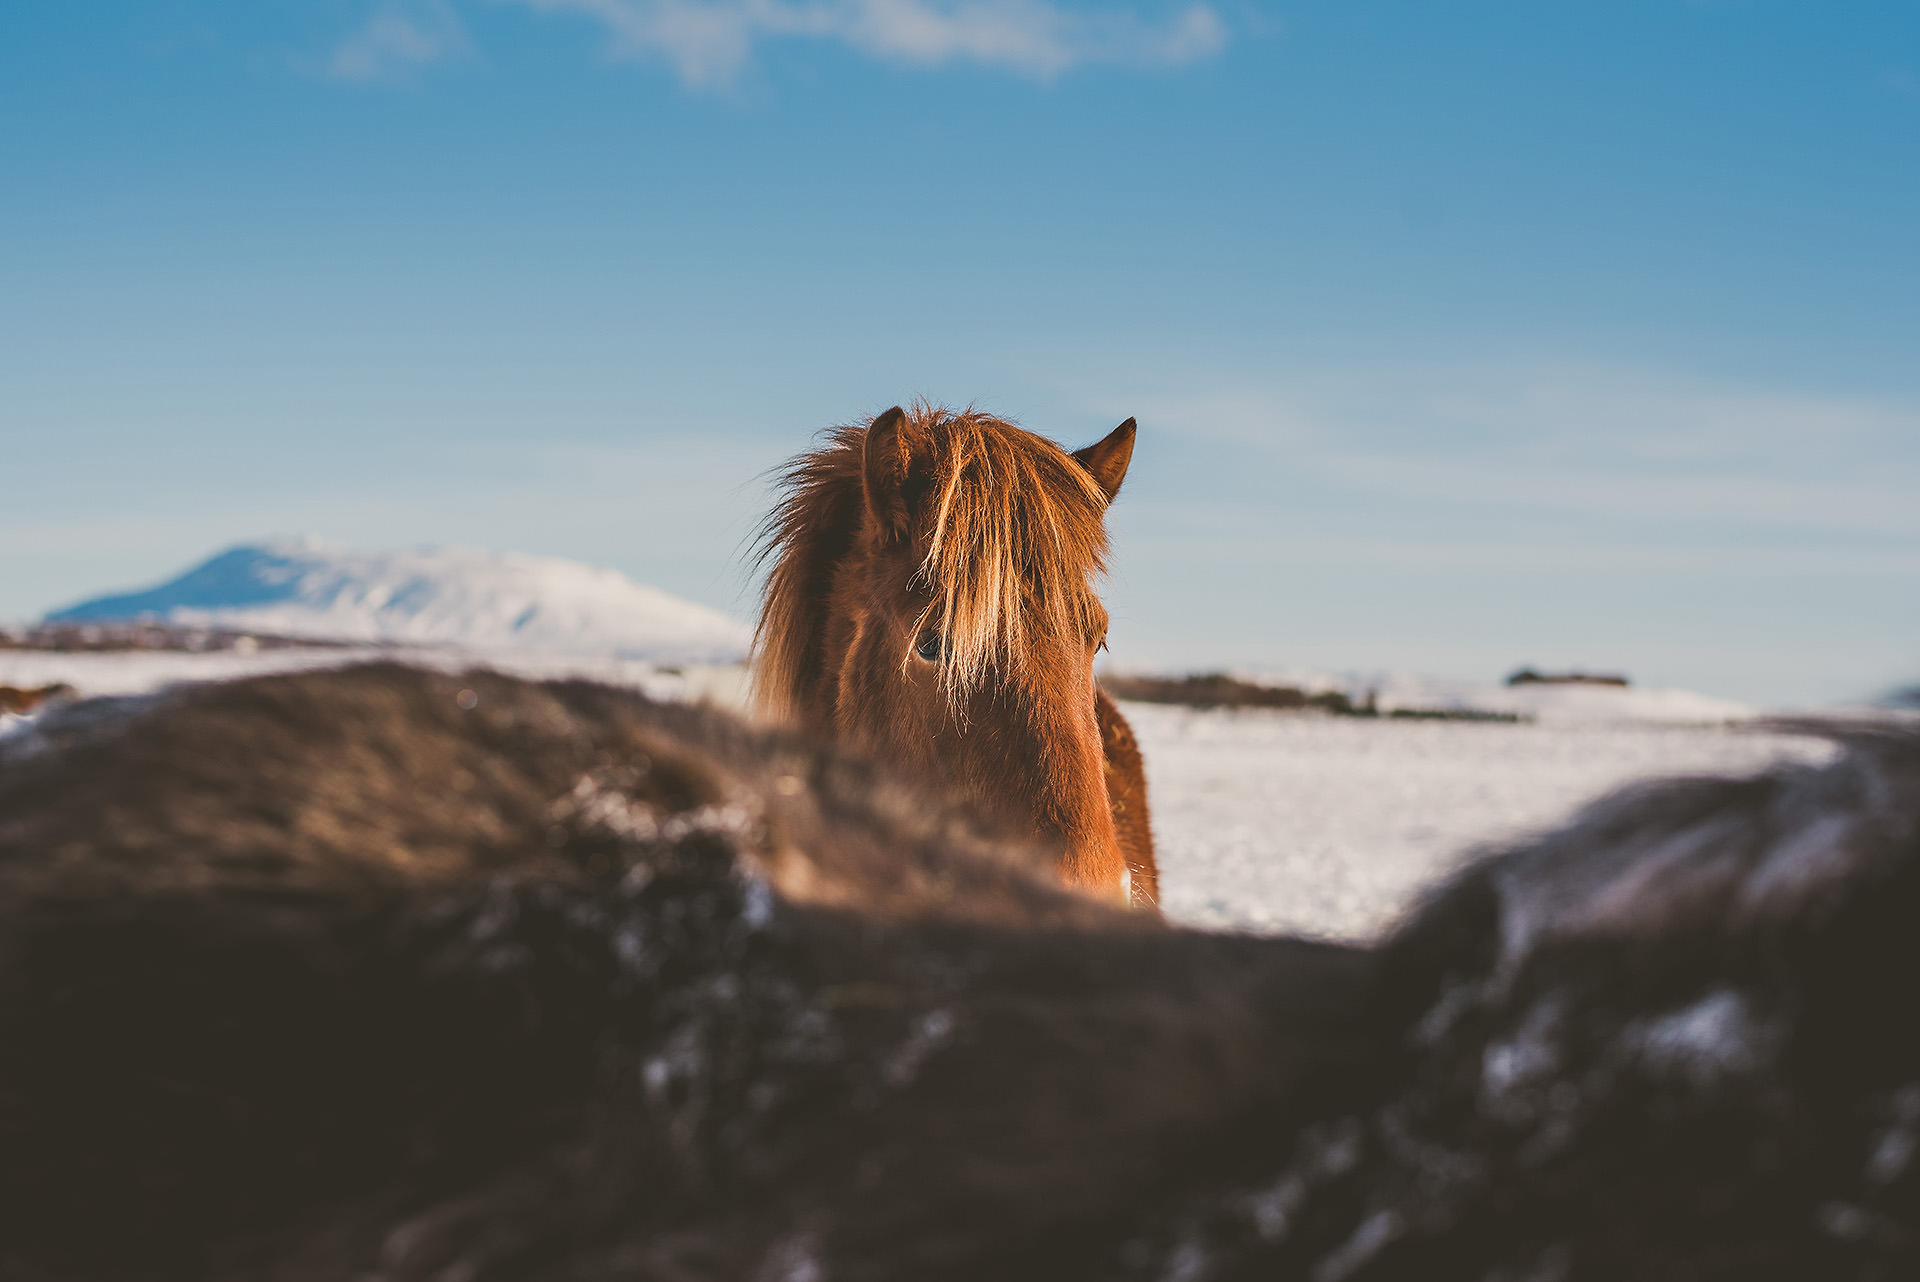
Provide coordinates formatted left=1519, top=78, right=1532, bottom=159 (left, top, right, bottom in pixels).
left=753, top=403, right=1111, bottom=721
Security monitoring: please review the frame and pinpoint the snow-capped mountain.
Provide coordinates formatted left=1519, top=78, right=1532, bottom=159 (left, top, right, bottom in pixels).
left=48, top=541, right=753, bottom=664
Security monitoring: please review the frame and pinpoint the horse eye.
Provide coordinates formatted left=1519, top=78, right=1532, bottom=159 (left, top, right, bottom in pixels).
left=914, top=631, right=943, bottom=663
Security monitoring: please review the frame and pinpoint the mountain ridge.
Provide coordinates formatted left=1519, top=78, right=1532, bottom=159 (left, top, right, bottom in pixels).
left=49, top=540, right=752, bottom=664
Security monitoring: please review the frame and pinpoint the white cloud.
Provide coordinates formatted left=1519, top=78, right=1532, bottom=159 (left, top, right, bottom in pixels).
left=329, top=1, right=473, bottom=82
left=501, top=0, right=1226, bottom=87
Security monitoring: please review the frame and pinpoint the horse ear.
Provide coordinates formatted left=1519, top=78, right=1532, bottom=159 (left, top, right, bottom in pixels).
left=863, top=405, right=917, bottom=542
left=1072, top=417, right=1136, bottom=504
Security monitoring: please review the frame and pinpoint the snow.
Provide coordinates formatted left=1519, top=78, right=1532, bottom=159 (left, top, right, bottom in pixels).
left=1124, top=703, right=1834, bottom=940
left=0, top=646, right=1836, bottom=945
left=1625, top=989, right=1775, bottom=1086
left=47, top=540, right=752, bottom=664
left=1227, top=666, right=1759, bottom=726
left=1376, top=676, right=1754, bottom=726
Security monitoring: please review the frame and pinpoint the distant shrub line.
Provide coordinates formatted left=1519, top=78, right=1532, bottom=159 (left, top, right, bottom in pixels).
left=0, top=623, right=344, bottom=654
left=1099, top=672, right=1525, bottom=723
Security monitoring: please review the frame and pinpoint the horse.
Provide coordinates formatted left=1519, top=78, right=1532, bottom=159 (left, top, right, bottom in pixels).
left=753, top=403, right=1159, bottom=910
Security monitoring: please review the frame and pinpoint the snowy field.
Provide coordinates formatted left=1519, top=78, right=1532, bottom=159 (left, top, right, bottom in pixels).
left=1125, top=703, right=1834, bottom=940
left=1, top=648, right=1843, bottom=944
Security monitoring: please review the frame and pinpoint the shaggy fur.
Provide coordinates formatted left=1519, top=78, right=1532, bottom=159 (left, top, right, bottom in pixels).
left=1, top=666, right=1916, bottom=1281
left=0, top=665, right=1360, bottom=1281
left=1119, top=723, right=1920, bottom=1282
left=753, top=403, right=1159, bottom=908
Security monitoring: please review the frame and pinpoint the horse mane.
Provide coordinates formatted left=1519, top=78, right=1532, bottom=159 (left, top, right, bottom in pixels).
left=753, top=403, right=1111, bottom=721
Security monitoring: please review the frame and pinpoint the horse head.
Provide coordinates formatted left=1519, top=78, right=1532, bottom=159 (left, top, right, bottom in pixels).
left=755, top=404, right=1138, bottom=905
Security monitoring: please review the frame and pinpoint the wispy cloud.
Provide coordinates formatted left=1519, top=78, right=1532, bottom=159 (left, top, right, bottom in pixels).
left=1101, top=361, right=1920, bottom=542
left=502, top=0, right=1226, bottom=87
left=329, top=0, right=473, bottom=82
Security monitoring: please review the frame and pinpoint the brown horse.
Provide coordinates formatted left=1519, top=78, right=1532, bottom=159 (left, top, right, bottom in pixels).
left=754, top=403, right=1159, bottom=910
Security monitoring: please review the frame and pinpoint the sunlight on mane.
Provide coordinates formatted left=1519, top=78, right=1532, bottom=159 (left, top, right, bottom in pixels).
left=753, top=403, right=1110, bottom=718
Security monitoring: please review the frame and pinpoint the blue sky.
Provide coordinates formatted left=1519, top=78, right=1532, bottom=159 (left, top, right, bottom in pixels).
left=2, top=1, right=1916, bottom=704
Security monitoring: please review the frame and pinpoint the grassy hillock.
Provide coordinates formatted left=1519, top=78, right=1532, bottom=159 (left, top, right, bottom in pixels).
left=0, top=623, right=344, bottom=654
left=1101, top=672, right=1524, bottom=723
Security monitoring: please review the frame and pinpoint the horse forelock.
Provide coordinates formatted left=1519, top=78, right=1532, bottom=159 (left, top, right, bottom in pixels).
left=753, top=404, right=1110, bottom=719
left=915, top=410, right=1109, bottom=704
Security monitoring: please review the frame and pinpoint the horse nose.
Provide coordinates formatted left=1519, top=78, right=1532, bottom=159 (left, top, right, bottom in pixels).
left=1041, top=764, right=1127, bottom=904
left=1000, top=674, right=1127, bottom=905
left=1055, top=829, right=1130, bottom=905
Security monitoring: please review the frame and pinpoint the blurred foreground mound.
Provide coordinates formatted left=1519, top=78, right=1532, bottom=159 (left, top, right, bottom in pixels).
left=0, top=664, right=1914, bottom=1281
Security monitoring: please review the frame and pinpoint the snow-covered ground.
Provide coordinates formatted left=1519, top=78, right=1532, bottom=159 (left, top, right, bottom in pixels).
left=1219, top=665, right=1760, bottom=726
left=1124, top=703, right=1835, bottom=941
left=0, top=646, right=748, bottom=714
left=48, top=540, right=752, bottom=664
left=0, top=647, right=1846, bottom=945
